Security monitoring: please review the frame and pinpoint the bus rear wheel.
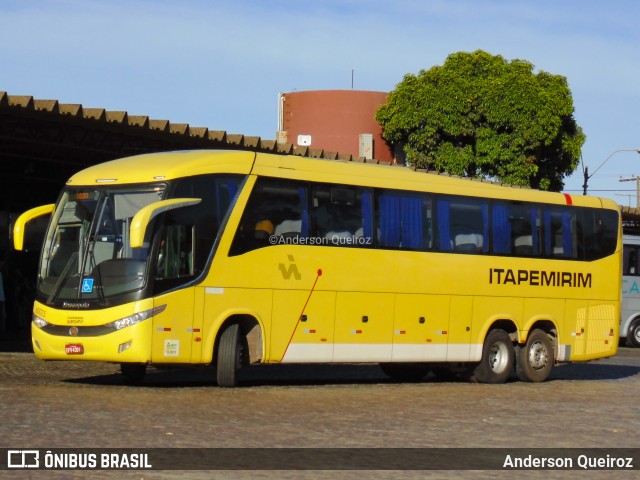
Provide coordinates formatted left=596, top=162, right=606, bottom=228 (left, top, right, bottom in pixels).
left=473, top=329, right=514, bottom=384
left=515, top=329, right=554, bottom=382
left=216, top=323, right=247, bottom=388
left=626, top=320, right=640, bottom=348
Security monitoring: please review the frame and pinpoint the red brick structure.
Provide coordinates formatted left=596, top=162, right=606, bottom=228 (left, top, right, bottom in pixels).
left=277, top=90, right=395, bottom=163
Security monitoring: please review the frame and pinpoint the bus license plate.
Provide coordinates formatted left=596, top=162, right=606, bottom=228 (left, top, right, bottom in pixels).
left=65, top=344, right=84, bottom=355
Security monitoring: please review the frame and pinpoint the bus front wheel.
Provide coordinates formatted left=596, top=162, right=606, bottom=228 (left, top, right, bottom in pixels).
left=473, top=329, right=514, bottom=384
left=216, top=323, right=247, bottom=388
left=626, top=320, right=640, bottom=348
left=515, top=329, right=554, bottom=382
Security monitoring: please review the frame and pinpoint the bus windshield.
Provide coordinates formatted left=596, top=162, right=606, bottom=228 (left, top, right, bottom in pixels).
left=39, top=186, right=166, bottom=303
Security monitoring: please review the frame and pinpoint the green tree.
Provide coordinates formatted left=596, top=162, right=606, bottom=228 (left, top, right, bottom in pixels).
left=376, top=50, right=585, bottom=191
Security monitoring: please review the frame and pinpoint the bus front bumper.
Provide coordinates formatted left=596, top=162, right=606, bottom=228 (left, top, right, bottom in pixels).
left=31, top=321, right=152, bottom=363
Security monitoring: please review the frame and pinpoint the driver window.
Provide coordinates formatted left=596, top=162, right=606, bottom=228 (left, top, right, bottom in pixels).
left=156, top=224, right=195, bottom=279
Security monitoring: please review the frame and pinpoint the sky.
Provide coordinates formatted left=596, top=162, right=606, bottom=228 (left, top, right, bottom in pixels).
left=2, top=0, right=640, bottom=205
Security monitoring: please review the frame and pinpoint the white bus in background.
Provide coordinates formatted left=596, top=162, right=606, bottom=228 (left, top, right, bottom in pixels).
left=622, top=234, right=640, bottom=347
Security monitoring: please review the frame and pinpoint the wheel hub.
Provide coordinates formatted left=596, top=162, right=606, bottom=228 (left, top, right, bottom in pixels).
left=528, top=340, right=549, bottom=371
left=489, top=343, right=509, bottom=373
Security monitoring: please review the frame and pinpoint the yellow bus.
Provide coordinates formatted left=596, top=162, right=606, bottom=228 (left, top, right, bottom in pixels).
left=13, top=150, right=621, bottom=386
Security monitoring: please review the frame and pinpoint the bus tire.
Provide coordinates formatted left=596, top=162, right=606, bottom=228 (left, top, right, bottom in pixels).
left=625, top=319, right=640, bottom=348
left=216, top=323, right=246, bottom=388
left=379, top=363, right=430, bottom=381
left=473, top=329, right=514, bottom=384
left=121, top=363, right=147, bottom=384
left=515, top=329, right=554, bottom=382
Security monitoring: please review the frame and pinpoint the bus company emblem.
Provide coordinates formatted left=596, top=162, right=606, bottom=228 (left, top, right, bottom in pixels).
left=279, top=255, right=302, bottom=280
left=69, top=326, right=79, bottom=336
left=63, top=302, right=90, bottom=309
left=489, top=268, right=592, bottom=288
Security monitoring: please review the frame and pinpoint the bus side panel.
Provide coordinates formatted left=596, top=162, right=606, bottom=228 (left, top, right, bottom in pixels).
left=151, top=288, right=195, bottom=363
left=564, top=299, right=586, bottom=360
left=332, top=292, right=394, bottom=362
left=447, top=296, right=473, bottom=361
left=585, top=301, right=617, bottom=359
left=563, top=299, right=618, bottom=361
left=392, top=293, right=450, bottom=362
left=275, top=290, right=336, bottom=363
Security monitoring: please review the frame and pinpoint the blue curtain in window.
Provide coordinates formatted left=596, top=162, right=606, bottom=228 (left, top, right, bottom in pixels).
left=437, top=199, right=452, bottom=251
left=226, top=179, right=238, bottom=202
left=401, top=196, right=423, bottom=249
left=492, top=204, right=511, bottom=254
left=481, top=203, right=489, bottom=253
left=542, top=210, right=553, bottom=256
left=298, top=187, right=309, bottom=237
left=216, top=179, right=238, bottom=220
left=361, top=190, right=373, bottom=239
left=379, top=193, right=401, bottom=247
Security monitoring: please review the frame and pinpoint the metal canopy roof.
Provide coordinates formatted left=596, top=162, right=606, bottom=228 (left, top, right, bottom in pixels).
left=0, top=90, right=384, bottom=212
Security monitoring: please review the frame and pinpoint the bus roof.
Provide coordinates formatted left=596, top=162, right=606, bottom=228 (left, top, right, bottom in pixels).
left=66, top=149, right=616, bottom=210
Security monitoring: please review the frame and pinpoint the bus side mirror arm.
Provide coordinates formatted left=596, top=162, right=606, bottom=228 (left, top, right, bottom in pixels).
left=13, top=204, right=55, bottom=251
left=129, top=198, right=202, bottom=248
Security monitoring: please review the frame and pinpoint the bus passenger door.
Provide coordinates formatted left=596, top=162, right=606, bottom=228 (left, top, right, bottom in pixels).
left=392, top=294, right=450, bottom=362
left=150, top=224, right=200, bottom=363
left=333, top=292, right=394, bottom=362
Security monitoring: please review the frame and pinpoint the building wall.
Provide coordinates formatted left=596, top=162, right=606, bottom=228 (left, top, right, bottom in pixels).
left=278, top=90, right=395, bottom=163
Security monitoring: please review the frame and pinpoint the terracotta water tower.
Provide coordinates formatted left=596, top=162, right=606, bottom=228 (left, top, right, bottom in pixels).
left=277, top=90, right=395, bottom=163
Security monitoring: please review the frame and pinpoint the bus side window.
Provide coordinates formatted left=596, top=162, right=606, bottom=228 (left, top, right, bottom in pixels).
left=376, top=190, right=430, bottom=250
left=312, top=185, right=373, bottom=245
left=624, top=246, right=638, bottom=275
left=437, top=198, right=488, bottom=253
left=230, top=178, right=308, bottom=255
left=544, top=208, right=577, bottom=259
left=156, top=224, right=194, bottom=279
left=582, top=209, right=618, bottom=261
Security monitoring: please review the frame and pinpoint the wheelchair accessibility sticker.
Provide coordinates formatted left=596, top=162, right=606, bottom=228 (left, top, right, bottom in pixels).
left=81, top=279, right=94, bottom=293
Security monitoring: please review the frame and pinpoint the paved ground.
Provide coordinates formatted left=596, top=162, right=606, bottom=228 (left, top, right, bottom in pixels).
left=0, top=343, right=639, bottom=480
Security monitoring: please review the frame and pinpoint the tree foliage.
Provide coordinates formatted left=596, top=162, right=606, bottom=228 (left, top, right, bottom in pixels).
left=375, top=50, right=585, bottom=191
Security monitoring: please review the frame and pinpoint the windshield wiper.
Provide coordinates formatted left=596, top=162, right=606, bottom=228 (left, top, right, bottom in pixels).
left=46, top=252, right=78, bottom=305
left=88, top=248, right=106, bottom=306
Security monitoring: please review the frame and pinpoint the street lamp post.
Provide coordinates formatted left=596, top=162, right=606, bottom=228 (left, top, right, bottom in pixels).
left=583, top=148, right=640, bottom=195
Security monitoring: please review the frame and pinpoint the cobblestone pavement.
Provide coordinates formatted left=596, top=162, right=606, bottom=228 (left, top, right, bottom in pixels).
left=0, top=347, right=639, bottom=480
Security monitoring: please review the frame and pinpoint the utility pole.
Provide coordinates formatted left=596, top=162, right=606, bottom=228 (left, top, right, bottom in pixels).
left=583, top=149, right=640, bottom=195
left=619, top=176, right=640, bottom=208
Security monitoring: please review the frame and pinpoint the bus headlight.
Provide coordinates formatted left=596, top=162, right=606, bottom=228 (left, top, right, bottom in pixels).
left=105, top=305, right=166, bottom=331
left=33, top=316, right=48, bottom=329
